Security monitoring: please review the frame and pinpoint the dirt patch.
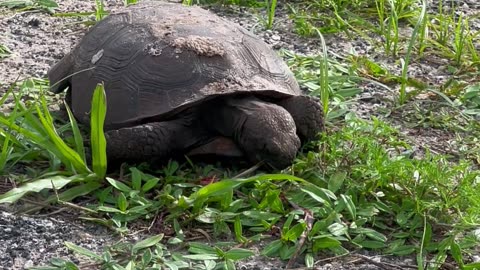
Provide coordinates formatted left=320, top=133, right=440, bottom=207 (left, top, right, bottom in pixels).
left=171, top=36, right=225, bottom=57
left=0, top=209, right=116, bottom=270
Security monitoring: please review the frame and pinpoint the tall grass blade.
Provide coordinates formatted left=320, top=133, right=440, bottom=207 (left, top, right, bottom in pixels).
left=266, top=0, right=277, bottom=29
left=0, top=131, right=13, bottom=173
left=0, top=176, right=73, bottom=203
left=314, top=28, right=330, bottom=115
left=36, top=95, right=89, bottom=173
left=453, top=14, right=466, bottom=65
left=398, top=0, right=427, bottom=104
left=64, top=102, right=86, bottom=163
left=90, top=83, right=108, bottom=179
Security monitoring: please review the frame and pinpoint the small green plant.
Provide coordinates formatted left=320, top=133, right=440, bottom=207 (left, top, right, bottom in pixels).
left=0, top=0, right=58, bottom=13
left=94, top=0, right=107, bottom=21
left=398, top=0, right=427, bottom=104
left=0, top=44, right=11, bottom=59
left=124, top=0, right=137, bottom=6
left=0, top=81, right=108, bottom=203
left=265, top=0, right=277, bottom=29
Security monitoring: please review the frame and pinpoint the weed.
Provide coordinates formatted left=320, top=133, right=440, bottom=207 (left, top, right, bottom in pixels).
left=0, top=81, right=108, bottom=203
left=124, top=0, right=137, bottom=6
left=0, top=0, right=58, bottom=13
left=0, top=44, right=11, bottom=59
left=94, top=0, right=107, bottom=21
left=398, top=0, right=427, bottom=104
left=3, top=88, right=478, bottom=268
left=265, top=0, right=277, bottom=29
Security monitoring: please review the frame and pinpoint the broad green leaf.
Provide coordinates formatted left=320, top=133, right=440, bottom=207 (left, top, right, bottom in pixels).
left=192, top=174, right=304, bottom=203
left=354, top=228, right=387, bottom=242
left=450, top=241, right=464, bottom=267
left=234, top=216, right=246, bottom=243
left=312, top=236, right=342, bottom=251
left=328, top=171, right=346, bottom=193
left=463, top=262, right=480, bottom=270
left=0, top=176, right=72, bottom=203
left=204, top=260, right=216, bottom=270
left=301, top=183, right=336, bottom=206
left=106, top=177, right=132, bottom=192
left=328, top=223, right=348, bottom=237
left=224, top=248, right=254, bottom=260
left=188, top=242, right=217, bottom=255
left=339, top=194, right=356, bottom=219
left=90, top=83, right=107, bottom=178
left=243, top=210, right=281, bottom=221
left=181, top=254, right=219, bottom=260
left=305, top=253, right=314, bottom=268
left=192, top=179, right=242, bottom=202
left=163, top=261, right=180, bottom=270
left=225, top=259, right=235, bottom=270
left=132, top=234, right=164, bottom=253
left=117, top=192, right=128, bottom=212
left=261, top=239, right=283, bottom=257
left=142, top=177, right=160, bottom=192
left=142, top=248, right=152, bottom=265
left=125, top=261, right=135, bottom=270
left=282, top=213, right=295, bottom=235
left=283, top=223, right=306, bottom=242
left=173, top=219, right=184, bottom=240
left=130, top=167, right=142, bottom=191
left=65, top=242, right=102, bottom=260
left=279, top=244, right=296, bottom=260
left=389, top=245, right=416, bottom=256
left=356, top=205, right=379, bottom=217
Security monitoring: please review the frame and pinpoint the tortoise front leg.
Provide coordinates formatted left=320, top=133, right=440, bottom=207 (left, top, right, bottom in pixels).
left=104, top=118, right=203, bottom=161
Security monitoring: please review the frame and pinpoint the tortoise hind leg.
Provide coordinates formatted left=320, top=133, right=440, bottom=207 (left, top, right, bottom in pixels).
left=277, top=95, right=324, bottom=143
left=104, top=117, right=206, bottom=162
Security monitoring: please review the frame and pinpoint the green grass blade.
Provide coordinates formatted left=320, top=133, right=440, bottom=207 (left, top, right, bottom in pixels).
left=0, top=113, right=82, bottom=171
left=314, top=28, right=330, bottom=115
left=0, top=176, right=73, bottom=203
left=398, top=0, right=427, bottom=104
left=35, top=98, right=89, bottom=174
left=0, top=132, right=13, bottom=173
left=90, top=83, right=107, bottom=179
left=266, top=0, right=277, bottom=29
left=65, top=242, right=102, bottom=260
left=64, top=101, right=86, bottom=162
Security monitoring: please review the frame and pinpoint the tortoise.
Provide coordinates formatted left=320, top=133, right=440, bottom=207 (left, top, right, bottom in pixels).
left=48, top=1, right=324, bottom=169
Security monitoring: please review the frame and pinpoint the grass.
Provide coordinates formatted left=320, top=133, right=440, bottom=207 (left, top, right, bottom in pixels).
left=0, top=0, right=58, bottom=13
left=0, top=44, right=11, bottom=59
left=1, top=0, right=480, bottom=269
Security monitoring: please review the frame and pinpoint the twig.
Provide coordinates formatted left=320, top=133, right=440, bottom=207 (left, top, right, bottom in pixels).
left=232, top=161, right=263, bottom=179
left=286, top=202, right=315, bottom=269
left=351, top=254, right=417, bottom=270
left=190, top=228, right=212, bottom=243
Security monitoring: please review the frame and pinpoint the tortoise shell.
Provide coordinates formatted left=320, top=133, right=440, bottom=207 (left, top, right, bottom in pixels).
left=48, top=1, right=301, bottom=130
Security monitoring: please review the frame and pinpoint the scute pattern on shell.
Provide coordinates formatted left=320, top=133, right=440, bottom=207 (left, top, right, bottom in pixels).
left=48, top=1, right=300, bottom=130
